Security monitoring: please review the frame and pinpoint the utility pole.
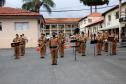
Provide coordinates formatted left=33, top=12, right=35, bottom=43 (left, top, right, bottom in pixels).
left=95, top=6, right=97, bottom=12
left=90, top=6, right=92, bottom=13
left=119, top=0, right=122, bottom=42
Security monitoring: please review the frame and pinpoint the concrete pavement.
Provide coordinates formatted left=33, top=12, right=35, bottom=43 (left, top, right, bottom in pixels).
left=0, top=44, right=126, bottom=84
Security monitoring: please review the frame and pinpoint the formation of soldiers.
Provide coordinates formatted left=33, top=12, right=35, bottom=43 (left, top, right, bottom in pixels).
left=95, top=31, right=118, bottom=55
left=12, top=31, right=118, bottom=65
left=73, top=31, right=118, bottom=56
left=12, top=34, right=28, bottom=59
left=37, top=32, right=65, bottom=65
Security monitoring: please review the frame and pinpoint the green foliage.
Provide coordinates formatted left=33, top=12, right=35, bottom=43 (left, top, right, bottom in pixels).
left=22, top=0, right=55, bottom=13
left=74, top=28, right=80, bottom=35
left=0, top=0, right=5, bottom=7
left=80, top=0, right=109, bottom=6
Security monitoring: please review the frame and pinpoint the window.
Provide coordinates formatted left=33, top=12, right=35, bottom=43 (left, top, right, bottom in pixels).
left=88, top=19, right=92, bottom=23
left=83, top=20, right=86, bottom=24
left=0, top=22, right=2, bottom=31
left=52, top=25, right=56, bottom=28
left=45, top=25, right=50, bottom=29
left=100, top=24, right=102, bottom=28
left=115, top=11, right=119, bottom=19
left=15, top=22, right=29, bottom=31
left=108, top=15, right=111, bottom=21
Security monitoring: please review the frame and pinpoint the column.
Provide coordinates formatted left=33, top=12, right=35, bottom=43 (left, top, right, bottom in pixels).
left=49, top=24, right=52, bottom=35
left=64, top=24, right=66, bottom=34
left=71, top=24, right=73, bottom=35
left=43, top=25, right=45, bottom=34
left=57, top=24, right=59, bottom=34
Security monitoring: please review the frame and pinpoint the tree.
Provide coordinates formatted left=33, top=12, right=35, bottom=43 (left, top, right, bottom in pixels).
left=0, top=0, right=5, bottom=7
left=80, top=0, right=109, bottom=6
left=22, top=0, right=55, bottom=13
left=74, top=28, right=80, bottom=35
left=80, top=0, right=109, bottom=13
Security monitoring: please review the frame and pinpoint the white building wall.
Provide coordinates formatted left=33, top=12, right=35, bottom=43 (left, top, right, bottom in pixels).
left=79, top=16, right=103, bottom=33
left=103, top=5, right=126, bottom=30
left=0, top=19, right=39, bottom=48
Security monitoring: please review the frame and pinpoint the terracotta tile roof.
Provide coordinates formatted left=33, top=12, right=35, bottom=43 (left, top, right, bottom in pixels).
left=0, top=7, right=41, bottom=16
left=79, top=12, right=102, bottom=22
left=86, top=17, right=104, bottom=27
left=88, top=12, right=102, bottom=17
left=45, top=18, right=81, bottom=24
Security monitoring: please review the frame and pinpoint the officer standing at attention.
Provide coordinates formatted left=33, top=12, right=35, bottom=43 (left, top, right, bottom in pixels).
left=49, top=33, right=59, bottom=65
left=58, top=31, right=65, bottom=58
left=22, top=34, right=28, bottom=55
left=13, top=34, right=20, bottom=59
left=96, top=32, right=103, bottom=55
left=19, top=35, right=25, bottom=56
left=103, top=31, right=109, bottom=52
left=38, top=33, right=46, bottom=58
left=80, top=32, right=87, bottom=56
left=111, top=32, right=118, bottom=55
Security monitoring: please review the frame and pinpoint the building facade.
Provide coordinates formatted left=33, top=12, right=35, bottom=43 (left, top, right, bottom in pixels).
left=100, top=2, right=126, bottom=35
left=79, top=12, right=104, bottom=36
left=79, top=2, right=126, bottom=40
left=43, top=18, right=80, bottom=36
left=0, top=7, right=44, bottom=48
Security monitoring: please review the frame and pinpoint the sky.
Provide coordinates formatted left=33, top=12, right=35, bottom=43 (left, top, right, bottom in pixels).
left=4, top=0, right=126, bottom=18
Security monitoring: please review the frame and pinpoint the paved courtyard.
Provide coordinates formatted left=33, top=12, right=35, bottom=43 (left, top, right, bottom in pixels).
left=0, top=43, right=126, bottom=84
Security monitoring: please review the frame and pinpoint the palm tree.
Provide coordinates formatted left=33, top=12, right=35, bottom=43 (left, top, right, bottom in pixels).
left=0, top=0, right=5, bottom=7
left=22, top=0, right=55, bottom=13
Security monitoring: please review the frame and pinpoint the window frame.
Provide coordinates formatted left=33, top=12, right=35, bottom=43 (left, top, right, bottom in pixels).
left=15, top=22, right=29, bottom=31
left=115, top=11, right=119, bottom=19
left=0, top=22, right=2, bottom=31
left=108, top=15, right=111, bottom=21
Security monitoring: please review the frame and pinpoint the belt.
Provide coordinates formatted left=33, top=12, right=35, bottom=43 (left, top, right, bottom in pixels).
left=80, top=41, right=86, bottom=43
left=50, top=46, right=57, bottom=48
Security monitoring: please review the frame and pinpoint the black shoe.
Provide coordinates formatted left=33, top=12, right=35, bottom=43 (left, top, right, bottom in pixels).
left=97, top=54, right=101, bottom=56
left=52, top=64, right=57, bottom=65
left=15, top=57, right=20, bottom=59
left=61, top=56, right=64, bottom=58
left=40, top=57, right=45, bottom=59
left=82, top=55, right=86, bottom=56
left=112, top=54, right=116, bottom=55
left=21, top=54, right=24, bottom=56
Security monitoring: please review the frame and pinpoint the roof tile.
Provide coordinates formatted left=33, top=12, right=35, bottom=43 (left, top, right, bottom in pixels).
left=45, top=18, right=80, bottom=24
left=0, top=7, right=40, bottom=16
left=88, top=12, right=102, bottom=17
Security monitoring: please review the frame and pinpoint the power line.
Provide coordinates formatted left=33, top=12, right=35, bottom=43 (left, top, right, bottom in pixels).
left=40, top=5, right=116, bottom=12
